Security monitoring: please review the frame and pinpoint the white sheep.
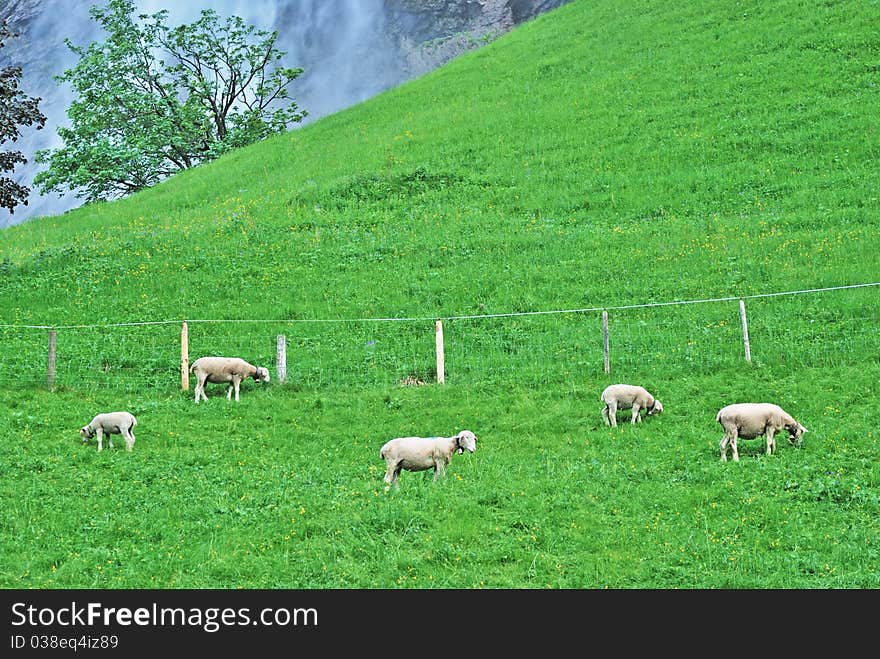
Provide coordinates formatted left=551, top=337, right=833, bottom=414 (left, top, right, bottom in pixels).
left=189, top=356, right=270, bottom=403
left=601, top=384, right=663, bottom=427
left=379, top=430, right=477, bottom=490
left=80, top=411, right=138, bottom=452
left=716, top=402, right=808, bottom=462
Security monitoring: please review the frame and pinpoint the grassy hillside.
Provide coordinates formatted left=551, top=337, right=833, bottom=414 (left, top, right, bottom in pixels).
left=1, top=0, right=878, bottom=588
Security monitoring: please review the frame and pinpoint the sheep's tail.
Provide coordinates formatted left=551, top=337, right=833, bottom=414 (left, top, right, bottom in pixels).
left=189, top=361, right=197, bottom=374
left=379, top=446, right=387, bottom=460
left=715, top=410, right=722, bottom=422
left=131, top=416, right=138, bottom=427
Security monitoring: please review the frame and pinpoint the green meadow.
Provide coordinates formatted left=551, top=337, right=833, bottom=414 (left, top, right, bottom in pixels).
left=0, top=0, right=878, bottom=588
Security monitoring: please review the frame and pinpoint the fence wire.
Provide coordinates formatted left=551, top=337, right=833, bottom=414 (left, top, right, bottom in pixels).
left=1, top=284, right=877, bottom=392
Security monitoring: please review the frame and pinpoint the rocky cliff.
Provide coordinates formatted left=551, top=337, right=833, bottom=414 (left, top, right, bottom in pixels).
left=384, top=0, right=570, bottom=76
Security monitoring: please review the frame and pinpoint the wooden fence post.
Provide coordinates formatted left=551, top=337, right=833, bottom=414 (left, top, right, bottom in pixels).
left=181, top=322, right=189, bottom=390
left=435, top=319, right=446, bottom=384
left=739, top=298, right=752, bottom=363
left=277, top=334, right=287, bottom=384
left=47, top=329, right=56, bottom=391
left=602, top=310, right=610, bottom=374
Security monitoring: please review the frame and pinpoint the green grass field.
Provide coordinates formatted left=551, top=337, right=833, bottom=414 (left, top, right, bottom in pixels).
left=1, top=0, right=878, bottom=588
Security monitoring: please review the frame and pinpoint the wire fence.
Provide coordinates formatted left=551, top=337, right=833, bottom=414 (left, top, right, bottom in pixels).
left=1, top=283, right=878, bottom=392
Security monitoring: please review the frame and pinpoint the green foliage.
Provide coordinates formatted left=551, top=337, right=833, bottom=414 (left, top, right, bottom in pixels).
left=0, top=20, right=47, bottom=214
left=33, top=0, right=305, bottom=204
left=2, top=0, right=880, bottom=588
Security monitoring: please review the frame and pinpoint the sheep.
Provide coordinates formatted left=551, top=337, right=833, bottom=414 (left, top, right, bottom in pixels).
left=716, top=402, right=808, bottom=462
left=379, top=430, right=477, bottom=490
left=189, top=356, right=270, bottom=403
left=80, top=411, right=138, bottom=452
left=601, top=384, right=663, bottom=427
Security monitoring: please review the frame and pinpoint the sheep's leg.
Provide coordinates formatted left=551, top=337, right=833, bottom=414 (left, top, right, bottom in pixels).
left=766, top=428, right=775, bottom=456
left=730, top=433, right=740, bottom=462
left=195, top=375, right=208, bottom=403
left=124, top=427, right=135, bottom=452
left=227, top=376, right=242, bottom=402
left=602, top=405, right=611, bottom=426
left=720, top=433, right=730, bottom=461
left=96, top=428, right=104, bottom=452
left=383, top=462, right=396, bottom=485
left=608, top=402, right=618, bottom=427
left=433, top=460, right=446, bottom=482
left=383, top=461, right=400, bottom=491
left=631, top=403, right=641, bottom=424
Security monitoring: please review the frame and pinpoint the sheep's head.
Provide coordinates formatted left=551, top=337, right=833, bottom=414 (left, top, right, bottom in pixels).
left=648, top=400, right=664, bottom=415
left=79, top=425, right=94, bottom=443
left=456, top=430, right=477, bottom=454
left=254, top=367, right=270, bottom=383
left=787, top=422, right=808, bottom=446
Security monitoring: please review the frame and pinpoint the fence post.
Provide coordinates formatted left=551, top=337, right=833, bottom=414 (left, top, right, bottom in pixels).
left=277, top=334, right=287, bottom=384
left=180, top=322, right=189, bottom=390
left=435, top=319, right=445, bottom=384
left=739, top=298, right=752, bottom=363
left=602, top=310, right=610, bottom=374
left=47, top=329, right=56, bottom=391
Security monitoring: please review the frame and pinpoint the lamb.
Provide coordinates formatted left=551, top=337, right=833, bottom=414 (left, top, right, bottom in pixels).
left=379, top=430, right=477, bottom=490
left=190, top=356, right=270, bottom=403
left=601, top=384, right=663, bottom=427
left=80, top=411, right=138, bottom=452
left=716, top=402, right=808, bottom=462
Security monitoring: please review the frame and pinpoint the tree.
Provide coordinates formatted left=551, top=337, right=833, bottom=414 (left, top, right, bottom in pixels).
left=0, top=20, right=47, bottom=214
left=34, top=0, right=306, bottom=204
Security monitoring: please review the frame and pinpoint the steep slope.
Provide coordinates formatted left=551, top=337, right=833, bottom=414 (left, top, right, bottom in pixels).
left=2, top=0, right=876, bottom=325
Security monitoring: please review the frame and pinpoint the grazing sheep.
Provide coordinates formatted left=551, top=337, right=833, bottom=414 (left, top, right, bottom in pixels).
left=716, top=402, right=808, bottom=462
left=190, top=356, right=270, bottom=403
left=80, top=411, right=138, bottom=452
left=601, top=384, right=663, bottom=427
left=379, top=430, right=477, bottom=490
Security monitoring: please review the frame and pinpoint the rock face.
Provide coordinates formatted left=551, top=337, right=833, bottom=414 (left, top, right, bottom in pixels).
left=2, top=0, right=43, bottom=29
left=0, top=0, right=572, bottom=225
left=385, top=0, right=571, bottom=76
